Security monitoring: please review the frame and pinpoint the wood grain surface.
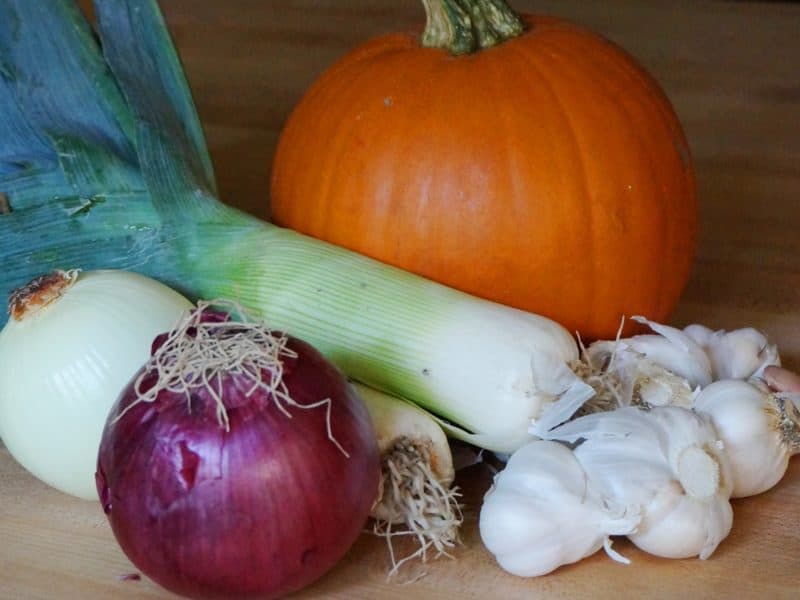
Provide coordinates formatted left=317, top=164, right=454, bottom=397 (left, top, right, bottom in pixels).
left=3, top=1, right=799, bottom=598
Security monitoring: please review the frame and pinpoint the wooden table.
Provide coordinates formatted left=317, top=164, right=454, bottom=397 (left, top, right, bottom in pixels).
left=3, top=1, right=799, bottom=598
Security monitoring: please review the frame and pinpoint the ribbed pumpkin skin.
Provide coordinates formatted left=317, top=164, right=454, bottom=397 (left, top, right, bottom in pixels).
left=270, top=16, right=697, bottom=341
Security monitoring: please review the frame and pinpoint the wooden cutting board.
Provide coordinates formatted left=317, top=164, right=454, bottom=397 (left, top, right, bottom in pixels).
left=3, top=1, right=799, bottom=598
left=1, top=446, right=798, bottom=599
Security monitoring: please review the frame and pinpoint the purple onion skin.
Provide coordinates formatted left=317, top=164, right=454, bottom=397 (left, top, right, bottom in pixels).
left=96, top=333, right=380, bottom=600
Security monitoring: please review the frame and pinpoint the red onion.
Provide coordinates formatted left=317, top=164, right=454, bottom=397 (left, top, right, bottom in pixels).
left=96, top=305, right=380, bottom=599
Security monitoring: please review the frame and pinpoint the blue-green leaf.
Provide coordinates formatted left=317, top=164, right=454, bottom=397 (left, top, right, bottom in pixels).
left=94, top=0, right=220, bottom=219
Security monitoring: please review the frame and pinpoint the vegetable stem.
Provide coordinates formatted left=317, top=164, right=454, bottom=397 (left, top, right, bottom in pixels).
left=8, top=269, right=78, bottom=321
left=421, top=0, right=524, bottom=54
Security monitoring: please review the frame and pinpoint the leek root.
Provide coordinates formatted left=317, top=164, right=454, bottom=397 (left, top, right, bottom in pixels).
left=354, top=383, right=462, bottom=574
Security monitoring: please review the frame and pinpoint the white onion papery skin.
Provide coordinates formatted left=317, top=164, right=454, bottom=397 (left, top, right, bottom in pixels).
left=0, top=270, right=191, bottom=499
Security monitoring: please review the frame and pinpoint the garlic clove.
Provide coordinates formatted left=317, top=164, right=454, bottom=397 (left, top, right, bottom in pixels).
left=629, top=491, right=733, bottom=560
left=708, top=328, right=780, bottom=380
left=683, top=324, right=715, bottom=348
left=479, top=440, right=639, bottom=578
left=480, top=487, right=597, bottom=577
left=496, top=439, right=594, bottom=500
left=684, top=325, right=780, bottom=381
left=628, top=317, right=713, bottom=387
left=764, top=366, right=800, bottom=394
left=630, top=362, right=695, bottom=409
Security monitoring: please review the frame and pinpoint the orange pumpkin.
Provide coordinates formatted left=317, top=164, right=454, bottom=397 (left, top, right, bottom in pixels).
left=270, top=1, right=697, bottom=341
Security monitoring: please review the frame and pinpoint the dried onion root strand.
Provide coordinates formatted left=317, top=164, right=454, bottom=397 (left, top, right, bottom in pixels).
left=119, top=299, right=349, bottom=455
left=371, top=437, right=463, bottom=578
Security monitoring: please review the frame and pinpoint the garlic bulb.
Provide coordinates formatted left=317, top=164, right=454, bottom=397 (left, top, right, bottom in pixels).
left=577, top=317, right=705, bottom=412
left=479, top=440, right=640, bottom=577
left=586, top=316, right=712, bottom=392
left=544, top=406, right=734, bottom=560
left=582, top=319, right=783, bottom=415
left=684, top=325, right=780, bottom=381
left=694, top=379, right=799, bottom=497
left=0, top=270, right=191, bottom=499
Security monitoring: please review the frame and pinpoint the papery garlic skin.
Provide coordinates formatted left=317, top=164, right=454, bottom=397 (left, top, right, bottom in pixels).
left=528, top=351, right=596, bottom=437
left=694, top=379, right=798, bottom=497
left=544, top=406, right=733, bottom=560
left=479, top=440, right=639, bottom=577
left=586, top=317, right=712, bottom=391
left=684, top=326, right=780, bottom=381
left=0, top=270, right=191, bottom=499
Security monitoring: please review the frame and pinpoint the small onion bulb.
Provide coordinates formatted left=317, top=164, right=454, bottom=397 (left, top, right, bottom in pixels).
left=96, top=303, right=381, bottom=599
left=0, top=270, right=191, bottom=499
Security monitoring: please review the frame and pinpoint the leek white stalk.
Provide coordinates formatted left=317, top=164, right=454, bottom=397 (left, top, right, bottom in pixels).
left=191, top=227, right=586, bottom=453
left=543, top=406, right=734, bottom=560
left=694, top=379, right=800, bottom=497
left=0, top=270, right=191, bottom=499
left=479, top=440, right=640, bottom=577
left=354, top=383, right=461, bottom=574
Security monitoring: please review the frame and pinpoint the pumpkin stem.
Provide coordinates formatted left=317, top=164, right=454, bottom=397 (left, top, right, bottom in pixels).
left=421, top=0, right=525, bottom=55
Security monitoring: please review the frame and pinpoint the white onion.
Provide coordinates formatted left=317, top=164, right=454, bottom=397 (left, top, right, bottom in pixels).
left=0, top=269, right=191, bottom=499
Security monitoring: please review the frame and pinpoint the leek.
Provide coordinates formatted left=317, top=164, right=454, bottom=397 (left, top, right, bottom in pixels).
left=354, top=383, right=462, bottom=573
left=0, top=0, right=586, bottom=452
